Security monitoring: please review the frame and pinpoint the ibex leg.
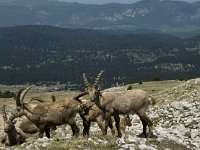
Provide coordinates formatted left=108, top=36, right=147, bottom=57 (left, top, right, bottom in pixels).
left=39, top=129, right=44, bottom=138
left=83, top=119, right=91, bottom=136
left=138, top=116, right=148, bottom=138
left=137, top=111, right=153, bottom=138
left=68, top=120, right=79, bottom=137
left=104, top=112, right=115, bottom=136
left=96, top=116, right=106, bottom=135
left=143, top=115, right=153, bottom=138
left=45, top=127, right=51, bottom=138
left=114, top=113, right=122, bottom=137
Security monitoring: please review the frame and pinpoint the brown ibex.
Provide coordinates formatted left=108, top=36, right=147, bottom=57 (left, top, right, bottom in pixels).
left=15, top=86, right=87, bottom=138
left=83, top=71, right=156, bottom=138
left=19, top=95, right=57, bottom=135
left=80, top=101, right=105, bottom=136
left=80, top=100, right=132, bottom=136
left=1, top=105, right=26, bottom=146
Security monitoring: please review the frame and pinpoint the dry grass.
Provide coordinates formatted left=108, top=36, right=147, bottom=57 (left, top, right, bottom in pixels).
left=126, top=80, right=184, bottom=94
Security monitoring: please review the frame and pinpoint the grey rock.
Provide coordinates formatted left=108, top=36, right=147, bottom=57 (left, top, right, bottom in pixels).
left=138, top=144, right=157, bottom=150
left=116, top=137, right=125, bottom=144
left=25, top=144, right=35, bottom=150
left=41, top=142, right=49, bottom=148
left=191, top=129, right=199, bottom=139
left=192, top=142, right=200, bottom=149
left=37, top=137, right=50, bottom=143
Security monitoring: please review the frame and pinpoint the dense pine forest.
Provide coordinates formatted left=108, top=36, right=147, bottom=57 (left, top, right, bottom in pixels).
left=0, top=25, right=200, bottom=89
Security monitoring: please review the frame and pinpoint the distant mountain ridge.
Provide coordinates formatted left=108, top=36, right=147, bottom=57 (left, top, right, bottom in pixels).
left=1, top=0, right=200, bottom=37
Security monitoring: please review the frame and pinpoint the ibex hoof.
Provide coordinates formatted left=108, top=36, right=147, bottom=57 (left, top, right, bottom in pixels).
left=147, top=133, right=157, bottom=139
left=102, top=131, right=107, bottom=135
left=116, top=134, right=122, bottom=138
left=137, top=133, right=147, bottom=138
left=138, top=132, right=157, bottom=138
left=83, top=133, right=89, bottom=137
left=72, top=132, right=79, bottom=138
left=72, top=135, right=78, bottom=139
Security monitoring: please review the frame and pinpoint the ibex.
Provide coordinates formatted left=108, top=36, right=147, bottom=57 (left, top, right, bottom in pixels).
left=83, top=71, right=156, bottom=138
left=19, top=95, right=57, bottom=135
left=80, top=101, right=105, bottom=136
left=1, top=105, right=26, bottom=146
left=80, top=100, right=132, bottom=136
left=15, top=86, right=87, bottom=138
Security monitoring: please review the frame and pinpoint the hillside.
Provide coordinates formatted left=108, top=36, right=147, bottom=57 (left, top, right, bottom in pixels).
left=0, top=78, right=199, bottom=149
left=1, top=0, right=200, bottom=36
left=0, top=25, right=200, bottom=88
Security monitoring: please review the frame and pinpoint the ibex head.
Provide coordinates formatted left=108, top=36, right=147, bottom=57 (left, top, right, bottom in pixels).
left=125, top=115, right=132, bottom=126
left=2, top=105, right=17, bottom=133
left=83, top=70, right=104, bottom=102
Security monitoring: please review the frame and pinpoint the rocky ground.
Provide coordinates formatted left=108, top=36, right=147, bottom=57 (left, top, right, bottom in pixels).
left=0, top=78, right=199, bottom=149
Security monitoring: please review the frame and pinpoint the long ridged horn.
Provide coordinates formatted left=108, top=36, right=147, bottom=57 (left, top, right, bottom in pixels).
left=2, top=105, right=7, bottom=121
left=16, top=88, right=25, bottom=107
left=30, top=97, right=44, bottom=103
left=83, top=73, right=90, bottom=88
left=73, top=91, right=88, bottom=103
left=20, top=85, right=35, bottom=106
left=93, top=70, right=104, bottom=88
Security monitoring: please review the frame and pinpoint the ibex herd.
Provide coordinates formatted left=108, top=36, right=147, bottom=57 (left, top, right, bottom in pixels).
left=1, top=71, right=156, bottom=146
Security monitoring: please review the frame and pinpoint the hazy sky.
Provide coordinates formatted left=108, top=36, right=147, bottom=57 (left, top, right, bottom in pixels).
left=58, top=0, right=200, bottom=4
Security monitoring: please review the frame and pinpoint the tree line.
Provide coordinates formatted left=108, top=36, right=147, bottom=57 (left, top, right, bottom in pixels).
left=0, top=25, right=200, bottom=88
left=0, top=90, right=15, bottom=98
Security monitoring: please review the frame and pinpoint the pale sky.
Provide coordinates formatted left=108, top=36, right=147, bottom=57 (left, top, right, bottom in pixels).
left=57, top=0, right=200, bottom=4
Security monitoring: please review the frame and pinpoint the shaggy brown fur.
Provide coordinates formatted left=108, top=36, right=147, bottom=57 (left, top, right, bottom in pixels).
left=16, top=86, right=87, bottom=138
left=19, top=96, right=57, bottom=135
left=83, top=71, right=155, bottom=138
left=80, top=101, right=132, bottom=136
left=1, top=105, right=26, bottom=146
left=19, top=119, right=39, bottom=134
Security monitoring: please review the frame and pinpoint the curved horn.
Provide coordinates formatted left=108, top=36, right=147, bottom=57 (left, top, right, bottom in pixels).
left=83, top=73, right=90, bottom=88
left=30, top=97, right=44, bottom=103
left=16, top=88, right=25, bottom=107
left=73, top=91, right=88, bottom=103
left=93, top=70, right=104, bottom=88
left=2, top=105, right=7, bottom=121
left=20, top=85, right=35, bottom=106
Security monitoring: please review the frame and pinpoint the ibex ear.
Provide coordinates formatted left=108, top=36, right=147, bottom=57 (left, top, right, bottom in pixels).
left=13, top=120, right=17, bottom=124
left=97, top=86, right=101, bottom=91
